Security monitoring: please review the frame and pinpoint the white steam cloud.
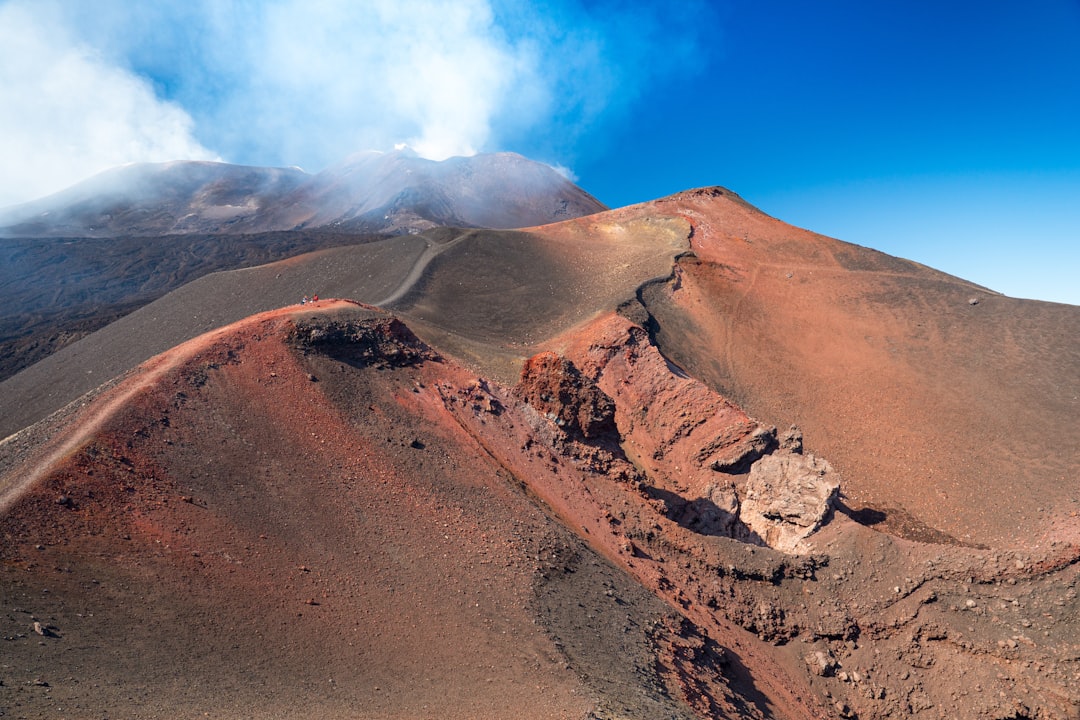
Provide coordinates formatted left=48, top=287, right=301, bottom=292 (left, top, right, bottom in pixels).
left=227, top=0, right=522, bottom=163
left=0, top=0, right=717, bottom=207
left=0, top=1, right=218, bottom=207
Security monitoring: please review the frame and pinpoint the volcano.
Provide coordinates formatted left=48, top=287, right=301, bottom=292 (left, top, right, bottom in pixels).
left=0, top=151, right=606, bottom=381
left=0, top=150, right=605, bottom=238
left=1, top=180, right=1077, bottom=719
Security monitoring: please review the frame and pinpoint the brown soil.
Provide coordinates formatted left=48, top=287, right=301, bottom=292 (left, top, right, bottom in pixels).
left=1, top=304, right=593, bottom=718
left=2, top=188, right=1078, bottom=719
left=388, top=213, right=689, bottom=381
left=641, top=187, right=1080, bottom=550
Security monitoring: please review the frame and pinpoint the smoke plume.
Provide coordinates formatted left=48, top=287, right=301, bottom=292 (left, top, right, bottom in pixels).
left=0, top=0, right=717, bottom=207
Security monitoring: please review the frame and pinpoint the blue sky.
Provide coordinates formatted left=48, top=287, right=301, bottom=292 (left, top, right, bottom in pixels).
left=1, top=0, right=1077, bottom=304
left=570, top=2, right=1080, bottom=306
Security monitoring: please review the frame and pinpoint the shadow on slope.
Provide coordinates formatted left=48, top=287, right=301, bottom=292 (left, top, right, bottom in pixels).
left=0, top=237, right=424, bottom=439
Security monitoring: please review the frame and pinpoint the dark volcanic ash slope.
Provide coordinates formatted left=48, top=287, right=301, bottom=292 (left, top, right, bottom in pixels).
left=0, top=161, right=309, bottom=237
left=2, top=189, right=1079, bottom=719
left=0, top=150, right=606, bottom=238
left=0, top=229, right=379, bottom=382
left=0, top=150, right=605, bottom=380
left=0, top=236, right=426, bottom=438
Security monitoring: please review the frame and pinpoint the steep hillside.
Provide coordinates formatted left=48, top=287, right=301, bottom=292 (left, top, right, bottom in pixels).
left=1, top=188, right=1078, bottom=719
left=642, top=188, right=1080, bottom=550
left=0, top=230, right=378, bottom=381
left=0, top=303, right=817, bottom=719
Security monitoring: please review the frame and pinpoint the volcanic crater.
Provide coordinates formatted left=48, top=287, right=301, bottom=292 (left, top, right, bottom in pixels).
left=1, top=183, right=1078, bottom=719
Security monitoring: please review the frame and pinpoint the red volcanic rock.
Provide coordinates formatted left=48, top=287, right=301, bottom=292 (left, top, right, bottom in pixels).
left=2, top=181, right=1079, bottom=720
left=554, top=315, right=777, bottom=514
left=515, top=351, right=616, bottom=440
left=440, top=308, right=1080, bottom=720
left=287, top=314, right=439, bottom=368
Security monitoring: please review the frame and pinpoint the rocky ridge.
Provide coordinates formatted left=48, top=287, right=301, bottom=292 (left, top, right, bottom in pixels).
left=1, top=181, right=1078, bottom=718
left=423, top=310, right=1079, bottom=719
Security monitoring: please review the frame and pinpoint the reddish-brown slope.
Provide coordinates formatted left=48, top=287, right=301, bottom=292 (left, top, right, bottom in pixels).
left=501, top=309, right=1080, bottom=720
left=0, top=302, right=769, bottom=719
left=3, top=297, right=1078, bottom=719
left=0, top=303, right=592, bottom=718
left=2, top=188, right=1079, bottom=720
left=638, top=188, right=1080, bottom=550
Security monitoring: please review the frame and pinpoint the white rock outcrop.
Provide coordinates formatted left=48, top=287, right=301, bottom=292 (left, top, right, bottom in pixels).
left=740, top=450, right=839, bottom=552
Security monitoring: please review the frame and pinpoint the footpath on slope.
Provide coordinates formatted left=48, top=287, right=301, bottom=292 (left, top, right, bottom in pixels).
left=0, top=237, right=427, bottom=440
left=0, top=300, right=362, bottom=515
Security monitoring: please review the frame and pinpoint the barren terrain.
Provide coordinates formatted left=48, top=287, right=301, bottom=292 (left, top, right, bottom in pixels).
left=0, top=150, right=606, bottom=383
left=0, top=230, right=378, bottom=381
left=0, top=151, right=605, bottom=239
left=1, top=188, right=1077, bottom=719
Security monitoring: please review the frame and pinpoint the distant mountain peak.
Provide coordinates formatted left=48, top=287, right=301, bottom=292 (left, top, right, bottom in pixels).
left=0, top=151, right=606, bottom=237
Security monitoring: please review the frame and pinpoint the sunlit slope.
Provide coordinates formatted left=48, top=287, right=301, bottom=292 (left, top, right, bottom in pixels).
left=389, top=213, right=690, bottom=378
left=638, top=188, right=1080, bottom=549
left=0, top=212, right=689, bottom=439
left=0, top=303, right=685, bottom=719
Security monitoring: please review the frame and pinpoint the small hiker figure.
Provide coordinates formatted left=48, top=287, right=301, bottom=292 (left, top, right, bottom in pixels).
left=312, top=294, right=319, bottom=302
left=301, top=295, right=309, bottom=305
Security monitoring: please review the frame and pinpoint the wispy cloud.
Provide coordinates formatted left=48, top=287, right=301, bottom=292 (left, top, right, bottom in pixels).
left=0, top=0, right=217, bottom=207
left=213, top=0, right=523, bottom=164
left=0, top=0, right=719, bottom=206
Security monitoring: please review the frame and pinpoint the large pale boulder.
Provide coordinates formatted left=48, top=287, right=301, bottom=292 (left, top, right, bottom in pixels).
left=740, top=450, right=839, bottom=552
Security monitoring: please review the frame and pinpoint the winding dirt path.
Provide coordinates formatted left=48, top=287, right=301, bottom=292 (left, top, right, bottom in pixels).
left=0, top=301, right=355, bottom=515
left=372, top=232, right=471, bottom=307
